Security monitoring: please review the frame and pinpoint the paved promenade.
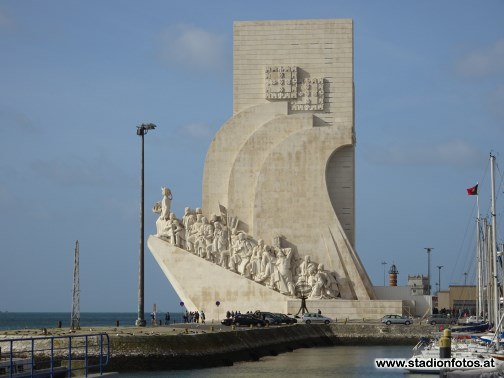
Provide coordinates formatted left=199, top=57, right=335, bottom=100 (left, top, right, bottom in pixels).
left=1, top=319, right=437, bottom=340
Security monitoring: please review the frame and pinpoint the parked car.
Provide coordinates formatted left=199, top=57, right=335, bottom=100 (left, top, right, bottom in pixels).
left=221, top=314, right=266, bottom=327
left=427, top=314, right=457, bottom=325
left=465, top=316, right=484, bottom=324
left=302, top=313, right=332, bottom=325
left=221, top=317, right=233, bottom=326
left=381, top=314, right=411, bottom=325
left=254, top=311, right=282, bottom=325
left=274, top=313, right=298, bottom=324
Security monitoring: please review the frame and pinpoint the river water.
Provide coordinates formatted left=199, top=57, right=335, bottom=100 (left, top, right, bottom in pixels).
left=119, top=345, right=428, bottom=377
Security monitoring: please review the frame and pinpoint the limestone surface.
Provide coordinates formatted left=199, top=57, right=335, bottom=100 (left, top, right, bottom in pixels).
left=149, top=19, right=388, bottom=319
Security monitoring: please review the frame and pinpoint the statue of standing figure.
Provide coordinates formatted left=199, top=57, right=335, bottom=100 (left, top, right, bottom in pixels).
left=274, top=248, right=296, bottom=296
left=153, top=187, right=172, bottom=238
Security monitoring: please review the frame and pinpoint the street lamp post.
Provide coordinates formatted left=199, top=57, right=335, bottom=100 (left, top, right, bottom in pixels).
left=135, top=123, right=156, bottom=327
left=424, top=247, right=433, bottom=295
left=437, top=265, right=443, bottom=294
left=464, top=272, right=468, bottom=286
left=381, top=261, right=387, bottom=286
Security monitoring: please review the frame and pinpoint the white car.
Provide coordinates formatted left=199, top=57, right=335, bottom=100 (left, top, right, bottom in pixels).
left=381, top=314, right=411, bottom=325
left=465, top=316, right=484, bottom=324
left=302, top=313, right=332, bottom=325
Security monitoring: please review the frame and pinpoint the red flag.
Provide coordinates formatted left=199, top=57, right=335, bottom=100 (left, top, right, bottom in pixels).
left=466, top=184, right=478, bottom=196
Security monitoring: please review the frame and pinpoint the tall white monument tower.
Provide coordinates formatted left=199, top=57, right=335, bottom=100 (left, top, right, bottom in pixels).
left=149, top=19, right=403, bottom=320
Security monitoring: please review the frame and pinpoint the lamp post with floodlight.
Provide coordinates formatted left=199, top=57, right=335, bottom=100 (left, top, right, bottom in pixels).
left=437, top=265, right=443, bottom=294
left=135, top=123, right=156, bottom=327
left=381, top=261, right=387, bottom=286
left=424, top=247, right=433, bottom=295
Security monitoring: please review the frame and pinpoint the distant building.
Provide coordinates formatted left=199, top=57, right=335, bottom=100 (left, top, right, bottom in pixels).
left=437, top=285, right=476, bottom=316
left=408, top=275, right=429, bottom=296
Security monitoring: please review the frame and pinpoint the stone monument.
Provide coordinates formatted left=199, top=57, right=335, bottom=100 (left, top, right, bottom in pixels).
left=148, top=19, right=403, bottom=321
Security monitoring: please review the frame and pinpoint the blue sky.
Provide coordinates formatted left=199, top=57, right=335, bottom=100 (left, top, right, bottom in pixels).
left=1, top=0, right=503, bottom=313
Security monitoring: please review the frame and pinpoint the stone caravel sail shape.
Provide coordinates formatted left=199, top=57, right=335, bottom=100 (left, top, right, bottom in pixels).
left=202, top=100, right=375, bottom=301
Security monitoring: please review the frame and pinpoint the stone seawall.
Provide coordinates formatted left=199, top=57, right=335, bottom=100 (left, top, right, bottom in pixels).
left=107, top=324, right=432, bottom=371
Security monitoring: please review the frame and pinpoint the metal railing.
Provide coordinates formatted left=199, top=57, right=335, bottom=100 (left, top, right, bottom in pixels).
left=0, top=333, right=110, bottom=377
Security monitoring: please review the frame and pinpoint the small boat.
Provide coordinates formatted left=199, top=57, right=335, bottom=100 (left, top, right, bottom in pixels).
left=451, top=322, right=490, bottom=333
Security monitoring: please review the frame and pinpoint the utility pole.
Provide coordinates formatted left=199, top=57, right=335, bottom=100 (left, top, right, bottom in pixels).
left=71, top=240, right=80, bottom=330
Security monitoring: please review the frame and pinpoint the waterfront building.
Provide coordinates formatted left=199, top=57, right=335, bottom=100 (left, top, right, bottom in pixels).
left=408, top=275, right=429, bottom=296
left=437, top=285, right=477, bottom=316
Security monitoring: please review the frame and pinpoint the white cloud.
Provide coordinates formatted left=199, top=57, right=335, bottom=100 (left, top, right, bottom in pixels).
left=456, top=39, right=504, bottom=77
left=180, top=122, right=213, bottom=139
left=366, top=140, right=481, bottom=167
left=158, top=24, right=229, bottom=72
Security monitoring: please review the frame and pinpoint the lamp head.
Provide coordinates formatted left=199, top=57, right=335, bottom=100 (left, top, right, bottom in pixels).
left=141, top=123, right=157, bottom=130
left=137, top=123, right=157, bottom=135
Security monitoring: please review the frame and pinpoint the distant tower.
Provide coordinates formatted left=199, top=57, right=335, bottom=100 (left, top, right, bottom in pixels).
left=71, top=240, right=80, bottom=330
left=389, top=263, right=399, bottom=287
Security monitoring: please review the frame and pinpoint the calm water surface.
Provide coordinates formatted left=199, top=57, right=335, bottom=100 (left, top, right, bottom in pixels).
left=0, top=312, right=184, bottom=330
left=119, top=345, right=427, bottom=377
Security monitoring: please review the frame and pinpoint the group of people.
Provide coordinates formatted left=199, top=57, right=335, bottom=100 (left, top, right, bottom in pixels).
left=153, top=188, right=340, bottom=300
left=183, top=310, right=205, bottom=324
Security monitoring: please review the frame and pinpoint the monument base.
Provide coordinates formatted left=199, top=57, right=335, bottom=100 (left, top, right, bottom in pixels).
left=148, top=236, right=404, bottom=322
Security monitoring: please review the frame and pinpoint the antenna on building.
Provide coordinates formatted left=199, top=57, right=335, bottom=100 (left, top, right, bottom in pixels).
left=71, top=240, right=80, bottom=330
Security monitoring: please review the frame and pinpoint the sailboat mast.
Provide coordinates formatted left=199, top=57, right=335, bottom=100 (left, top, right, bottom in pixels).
left=490, top=153, right=499, bottom=349
left=485, top=219, right=493, bottom=325
left=476, top=193, right=483, bottom=321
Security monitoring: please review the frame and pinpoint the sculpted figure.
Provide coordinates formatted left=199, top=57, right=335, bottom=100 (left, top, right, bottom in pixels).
left=249, top=239, right=265, bottom=280
left=202, top=217, right=215, bottom=261
left=160, top=212, right=177, bottom=242
left=297, top=255, right=315, bottom=285
left=195, top=216, right=213, bottom=260
left=182, top=208, right=196, bottom=252
left=229, top=232, right=253, bottom=276
left=254, top=245, right=276, bottom=288
left=154, top=187, right=172, bottom=237
left=274, top=248, right=296, bottom=296
left=212, top=219, right=229, bottom=265
left=309, top=264, right=340, bottom=299
left=186, top=213, right=203, bottom=254
left=171, top=219, right=185, bottom=248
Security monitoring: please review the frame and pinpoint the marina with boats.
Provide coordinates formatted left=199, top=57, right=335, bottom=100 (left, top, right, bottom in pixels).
left=402, top=153, right=504, bottom=375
